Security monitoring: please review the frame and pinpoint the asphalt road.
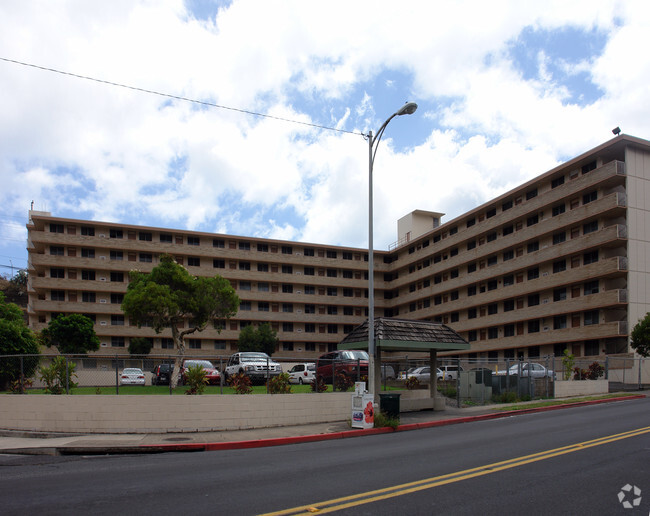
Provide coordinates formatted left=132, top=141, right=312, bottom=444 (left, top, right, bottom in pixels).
left=1, top=397, right=649, bottom=515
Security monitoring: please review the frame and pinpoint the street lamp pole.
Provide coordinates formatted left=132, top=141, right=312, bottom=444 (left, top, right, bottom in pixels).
left=367, top=101, right=418, bottom=400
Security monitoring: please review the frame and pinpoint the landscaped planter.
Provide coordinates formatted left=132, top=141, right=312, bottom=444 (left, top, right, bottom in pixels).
left=554, top=379, right=609, bottom=398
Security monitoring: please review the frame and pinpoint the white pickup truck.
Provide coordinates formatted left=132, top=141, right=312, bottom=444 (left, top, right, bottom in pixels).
left=224, top=352, right=283, bottom=384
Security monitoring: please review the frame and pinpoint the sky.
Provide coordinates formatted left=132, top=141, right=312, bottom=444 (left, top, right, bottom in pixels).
left=1, top=0, right=650, bottom=278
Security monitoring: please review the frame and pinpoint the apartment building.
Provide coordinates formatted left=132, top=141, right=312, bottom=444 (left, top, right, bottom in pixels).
left=26, top=134, right=650, bottom=361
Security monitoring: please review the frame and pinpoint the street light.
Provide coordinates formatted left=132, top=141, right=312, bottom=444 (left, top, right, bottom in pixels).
left=366, top=101, right=418, bottom=399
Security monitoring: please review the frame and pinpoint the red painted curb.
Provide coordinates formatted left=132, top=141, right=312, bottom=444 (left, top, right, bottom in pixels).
left=139, top=395, right=645, bottom=452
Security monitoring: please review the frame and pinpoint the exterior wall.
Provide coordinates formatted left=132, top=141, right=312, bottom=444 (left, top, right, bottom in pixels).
left=25, top=135, right=650, bottom=362
left=624, top=146, right=650, bottom=339
left=0, top=393, right=352, bottom=434
left=554, top=379, right=609, bottom=398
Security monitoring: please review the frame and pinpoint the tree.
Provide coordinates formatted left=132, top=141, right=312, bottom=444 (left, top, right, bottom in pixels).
left=0, top=292, right=40, bottom=390
left=237, top=323, right=278, bottom=356
left=0, top=269, right=28, bottom=306
left=41, top=314, right=100, bottom=354
left=121, top=254, right=239, bottom=387
left=630, top=312, right=650, bottom=357
left=128, top=337, right=153, bottom=356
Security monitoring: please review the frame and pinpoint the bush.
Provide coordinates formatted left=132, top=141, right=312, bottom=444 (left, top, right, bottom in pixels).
left=405, top=376, right=420, bottom=390
left=437, top=384, right=456, bottom=399
left=562, top=349, right=575, bottom=381
left=334, top=372, right=354, bottom=392
left=374, top=411, right=399, bottom=430
left=268, top=373, right=292, bottom=394
left=39, top=356, right=77, bottom=394
left=228, top=372, right=253, bottom=394
left=573, top=362, right=605, bottom=380
left=184, top=364, right=208, bottom=395
left=10, top=377, right=33, bottom=394
left=494, top=391, right=517, bottom=404
left=311, top=375, right=328, bottom=393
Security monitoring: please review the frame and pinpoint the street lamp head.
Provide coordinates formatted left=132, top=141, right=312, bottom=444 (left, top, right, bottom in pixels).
left=396, top=102, right=418, bottom=116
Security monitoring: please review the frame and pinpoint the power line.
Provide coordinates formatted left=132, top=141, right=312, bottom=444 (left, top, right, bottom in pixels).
left=0, top=57, right=362, bottom=137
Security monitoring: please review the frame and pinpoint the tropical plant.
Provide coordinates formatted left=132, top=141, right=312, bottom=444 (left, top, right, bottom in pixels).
left=334, top=371, right=354, bottom=392
left=228, top=372, right=253, bottom=394
left=184, top=364, right=208, bottom=395
left=561, top=349, right=575, bottom=381
left=39, top=356, right=77, bottom=394
left=311, top=375, right=328, bottom=393
left=267, top=372, right=291, bottom=394
left=405, top=376, right=421, bottom=390
left=630, top=312, right=650, bottom=357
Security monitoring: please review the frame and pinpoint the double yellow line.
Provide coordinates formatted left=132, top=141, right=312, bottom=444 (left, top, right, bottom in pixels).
left=262, top=425, right=650, bottom=515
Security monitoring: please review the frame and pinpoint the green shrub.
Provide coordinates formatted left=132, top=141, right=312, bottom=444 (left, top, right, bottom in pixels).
left=39, top=356, right=77, bottom=394
left=374, top=411, right=399, bottom=430
left=437, top=385, right=457, bottom=399
left=268, top=372, right=292, bottom=394
left=405, top=376, right=420, bottom=390
left=334, top=372, right=354, bottom=392
left=10, top=377, right=33, bottom=394
left=228, top=372, right=253, bottom=394
left=562, top=349, right=575, bottom=381
left=496, top=391, right=517, bottom=404
left=184, top=364, right=208, bottom=395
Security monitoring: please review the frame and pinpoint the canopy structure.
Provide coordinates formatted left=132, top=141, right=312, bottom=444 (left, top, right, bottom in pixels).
left=338, top=317, right=469, bottom=353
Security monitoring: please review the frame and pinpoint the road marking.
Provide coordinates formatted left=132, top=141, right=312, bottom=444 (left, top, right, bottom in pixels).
left=261, top=425, right=650, bottom=515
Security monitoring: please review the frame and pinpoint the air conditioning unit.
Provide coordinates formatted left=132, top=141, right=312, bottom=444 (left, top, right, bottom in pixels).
left=99, top=234, right=106, bottom=238
left=542, top=299, right=548, bottom=304
left=296, top=290, right=302, bottom=294
left=101, top=342, right=108, bottom=346
left=297, top=309, right=302, bottom=314
left=99, top=256, right=106, bottom=260
left=296, top=271, right=302, bottom=275
left=542, top=272, right=548, bottom=277
left=100, top=321, right=107, bottom=326
left=100, top=277, right=106, bottom=281
left=100, top=299, right=107, bottom=303
left=297, top=329, right=303, bottom=332
left=543, top=326, right=550, bottom=331
left=295, top=252, right=302, bottom=256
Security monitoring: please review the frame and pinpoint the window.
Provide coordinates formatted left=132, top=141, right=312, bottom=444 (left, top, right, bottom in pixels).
left=160, top=233, right=172, bottom=243
left=282, top=284, right=293, bottom=293
left=503, top=250, right=514, bottom=261
left=527, top=214, right=539, bottom=226
left=282, top=303, right=293, bottom=313
left=213, top=259, right=225, bottom=268
left=343, top=288, right=353, bottom=297
left=111, top=293, right=124, bottom=304
left=161, top=338, right=174, bottom=349
left=187, top=236, right=200, bottom=246
left=184, top=257, right=199, bottom=267
left=139, top=253, right=153, bottom=263
left=109, top=229, right=123, bottom=239
left=582, top=161, right=597, bottom=174
left=139, top=232, right=152, bottom=241
left=554, top=288, right=567, bottom=301
left=111, top=314, right=125, bottom=326
left=467, top=240, right=476, bottom=250
left=466, top=218, right=475, bottom=228
left=503, top=275, right=514, bottom=286
left=488, top=303, right=498, bottom=315
left=584, top=280, right=599, bottom=295
left=304, top=267, right=315, bottom=276
left=502, top=200, right=513, bottom=211
left=488, top=327, right=498, bottom=339
left=82, top=292, right=95, bottom=302
left=238, top=241, right=250, bottom=250
left=257, top=263, right=268, bottom=272
left=344, top=306, right=354, bottom=315
left=553, top=232, right=566, bottom=245
left=50, top=290, right=65, bottom=301
left=327, top=324, right=338, bottom=334
left=527, top=241, right=539, bottom=253
left=527, top=268, right=539, bottom=280
left=50, top=268, right=65, bottom=278
left=257, top=243, right=268, bottom=252
left=468, top=308, right=477, bottom=319
left=504, top=324, right=515, bottom=337
left=503, top=299, right=514, bottom=312
left=467, top=262, right=477, bottom=273
left=583, top=250, right=599, bottom=265
left=343, top=270, right=353, bottom=279
left=583, top=191, right=597, bottom=204
left=551, top=176, right=565, bottom=188
left=327, top=287, right=337, bottom=296
left=81, top=270, right=95, bottom=281
left=258, top=283, right=269, bottom=292
left=554, top=315, right=567, bottom=329
left=189, top=339, right=201, bottom=349
left=528, top=320, right=540, bottom=333
left=584, top=310, right=599, bottom=325
left=583, top=221, right=598, bottom=234
left=281, top=246, right=292, bottom=255
left=110, top=250, right=123, bottom=260
left=487, top=232, right=497, bottom=242
left=553, top=260, right=566, bottom=273
left=449, top=226, right=458, bottom=235
left=258, top=302, right=269, bottom=311
left=326, top=269, right=337, bottom=278
left=467, top=330, right=477, bottom=342
left=327, top=306, right=338, bottom=315
left=305, top=323, right=315, bottom=333
left=283, top=322, right=294, bottom=332
left=110, top=271, right=124, bottom=282
left=239, top=281, right=251, bottom=291
left=50, top=223, right=64, bottom=233
left=280, top=265, right=293, bottom=274
left=467, top=285, right=476, bottom=296
left=326, top=250, right=337, bottom=259
left=50, top=246, right=64, bottom=256
left=239, top=261, right=251, bottom=271
left=111, top=337, right=125, bottom=348
left=213, top=239, right=225, bottom=248
left=487, top=256, right=497, bottom=267
left=304, top=304, right=316, bottom=314
left=526, top=188, right=538, bottom=200
left=487, top=279, right=497, bottom=291
left=239, top=301, right=251, bottom=311
left=303, top=248, right=314, bottom=257
left=502, top=225, right=513, bottom=236
left=552, top=204, right=566, bottom=217
left=528, top=294, right=540, bottom=307
left=81, top=226, right=95, bottom=236
left=486, top=208, right=496, bottom=218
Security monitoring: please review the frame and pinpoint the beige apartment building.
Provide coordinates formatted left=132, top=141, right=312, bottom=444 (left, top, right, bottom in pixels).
left=26, top=134, right=650, bottom=361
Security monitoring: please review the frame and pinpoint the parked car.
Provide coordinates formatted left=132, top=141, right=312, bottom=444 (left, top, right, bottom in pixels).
left=381, top=364, right=396, bottom=381
left=179, top=360, right=221, bottom=385
left=316, top=350, right=368, bottom=383
left=438, top=365, right=464, bottom=381
left=151, top=363, right=172, bottom=385
left=224, top=352, right=283, bottom=384
left=120, top=368, right=145, bottom=386
left=494, top=362, right=555, bottom=379
left=407, top=366, right=432, bottom=383
left=287, top=363, right=316, bottom=384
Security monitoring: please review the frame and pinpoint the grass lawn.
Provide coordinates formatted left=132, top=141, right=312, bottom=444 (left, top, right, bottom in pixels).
left=493, top=393, right=640, bottom=411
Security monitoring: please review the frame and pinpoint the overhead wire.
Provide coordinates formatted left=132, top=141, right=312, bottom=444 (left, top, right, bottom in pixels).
left=0, top=57, right=363, bottom=137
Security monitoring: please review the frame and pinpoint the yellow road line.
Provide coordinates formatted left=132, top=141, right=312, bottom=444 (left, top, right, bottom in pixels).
left=261, top=425, right=650, bottom=515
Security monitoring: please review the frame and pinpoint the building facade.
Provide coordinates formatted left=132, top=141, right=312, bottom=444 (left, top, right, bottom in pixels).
left=26, top=134, right=650, bottom=361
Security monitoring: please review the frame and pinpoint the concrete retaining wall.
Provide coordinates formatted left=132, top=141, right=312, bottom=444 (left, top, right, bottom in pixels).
left=554, top=379, right=609, bottom=398
left=0, top=393, right=352, bottom=434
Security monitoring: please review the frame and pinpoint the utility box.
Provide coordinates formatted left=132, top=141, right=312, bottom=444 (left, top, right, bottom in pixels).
left=351, top=382, right=374, bottom=429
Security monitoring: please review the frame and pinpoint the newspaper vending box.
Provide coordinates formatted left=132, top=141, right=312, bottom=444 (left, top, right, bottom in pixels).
left=351, top=382, right=374, bottom=429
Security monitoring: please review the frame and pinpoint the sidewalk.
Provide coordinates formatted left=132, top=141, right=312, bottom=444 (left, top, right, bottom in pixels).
left=0, top=394, right=644, bottom=456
